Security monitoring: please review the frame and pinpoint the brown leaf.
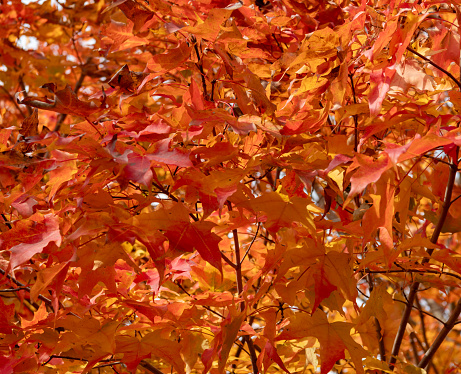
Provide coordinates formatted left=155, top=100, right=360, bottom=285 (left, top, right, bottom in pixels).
left=108, top=64, right=149, bottom=93
left=18, top=84, right=101, bottom=117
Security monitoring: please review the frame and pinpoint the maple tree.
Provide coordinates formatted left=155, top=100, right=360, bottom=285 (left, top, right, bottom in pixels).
left=1, top=0, right=461, bottom=373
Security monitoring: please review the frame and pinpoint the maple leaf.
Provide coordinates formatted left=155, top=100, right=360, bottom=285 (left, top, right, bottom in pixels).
left=103, top=19, right=149, bottom=52
left=131, top=204, right=223, bottom=273
left=147, top=41, right=193, bottom=73
left=277, top=310, right=368, bottom=374
left=108, top=64, right=149, bottom=93
left=0, top=297, right=15, bottom=334
left=166, top=221, right=223, bottom=274
left=238, top=189, right=316, bottom=233
left=344, top=153, right=392, bottom=207
left=0, top=213, right=61, bottom=269
left=17, top=84, right=102, bottom=117
left=116, top=0, right=154, bottom=33
left=148, top=138, right=193, bottom=167
left=183, top=8, right=233, bottom=40
left=3, top=1, right=461, bottom=373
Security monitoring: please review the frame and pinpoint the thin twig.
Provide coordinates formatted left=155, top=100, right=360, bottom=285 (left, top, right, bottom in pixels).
left=392, top=293, right=445, bottom=325
left=349, top=73, right=359, bottom=152
left=272, top=33, right=283, bottom=53
left=175, top=281, right=225, bottom=319
left=0, top=287, right=29, bottom=292
left=192, top=36, right=208, bottom=100
left=241, top=222, right=261, bottom=264
left=93, top=361, right=123, bottom=369
left=18, top=74, right=33, bottom=116
left=151, top=182, right=199, bottom=222
left=139, top=360, right=166, bottom=374
left=1, top=85, right=27, bottom=118
left=407, top=46, right=461, bottom=90
left=1, top=214, right=12, bottom=229
left=415, top=296, right=430, bottom=350
left=0, top=268, right=79, bottom=317
left=356, top=286, right=445, bottom=325
left=364, top=268, right=461, bottom=282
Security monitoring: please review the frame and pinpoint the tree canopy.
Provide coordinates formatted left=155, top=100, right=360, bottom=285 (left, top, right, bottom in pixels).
left=1, top=0, right=461, bottom=373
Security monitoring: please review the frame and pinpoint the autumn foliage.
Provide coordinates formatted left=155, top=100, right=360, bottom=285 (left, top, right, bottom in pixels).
left=1, top=0, right=461, bottom=373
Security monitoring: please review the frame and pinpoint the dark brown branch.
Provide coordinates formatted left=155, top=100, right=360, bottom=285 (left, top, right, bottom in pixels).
left=221, top=252, right=237, bottom=269
left=0, top=268, right=78, bottom=317
left=389, top=149, right=459, bottom=369
left=349, top=73, right=359, bottom=152
left=226, top=201, right=258, bottom=374
left=1, top=214, right=12, bottom=229
left=211, top=79, right=216, bottom=102
left=428, top=160, right=458, bottom=256
left=244, top=335, right=259, bottom=373
left=0, top=268, right=53, bottom=307
left=272, top=33, right=283, bottom=53
left=418, top=299, right=461, bottom=369
left=415, top=296, right=430, bottom=350
left=139, top=360, right=166, bottom=374
left=411, top=328, right=440, bottom=374
left=192, top=36, right=208, bottom=100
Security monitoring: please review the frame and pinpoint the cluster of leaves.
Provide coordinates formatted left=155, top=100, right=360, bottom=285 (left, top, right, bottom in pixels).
left=1, top=0, right=461, bottom=373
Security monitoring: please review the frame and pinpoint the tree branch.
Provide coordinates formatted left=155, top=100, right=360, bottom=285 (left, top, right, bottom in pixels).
left=389, top=148, right=459, bottom=369
left=139, top=360, right=166, bottom=374
left=418, top=299, right=461, bottom=369
left=0, top=268, right=78, bottom=317
left=227, top=201, right=258, bottom=374
left=363, top=268, right=461, bottom=282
